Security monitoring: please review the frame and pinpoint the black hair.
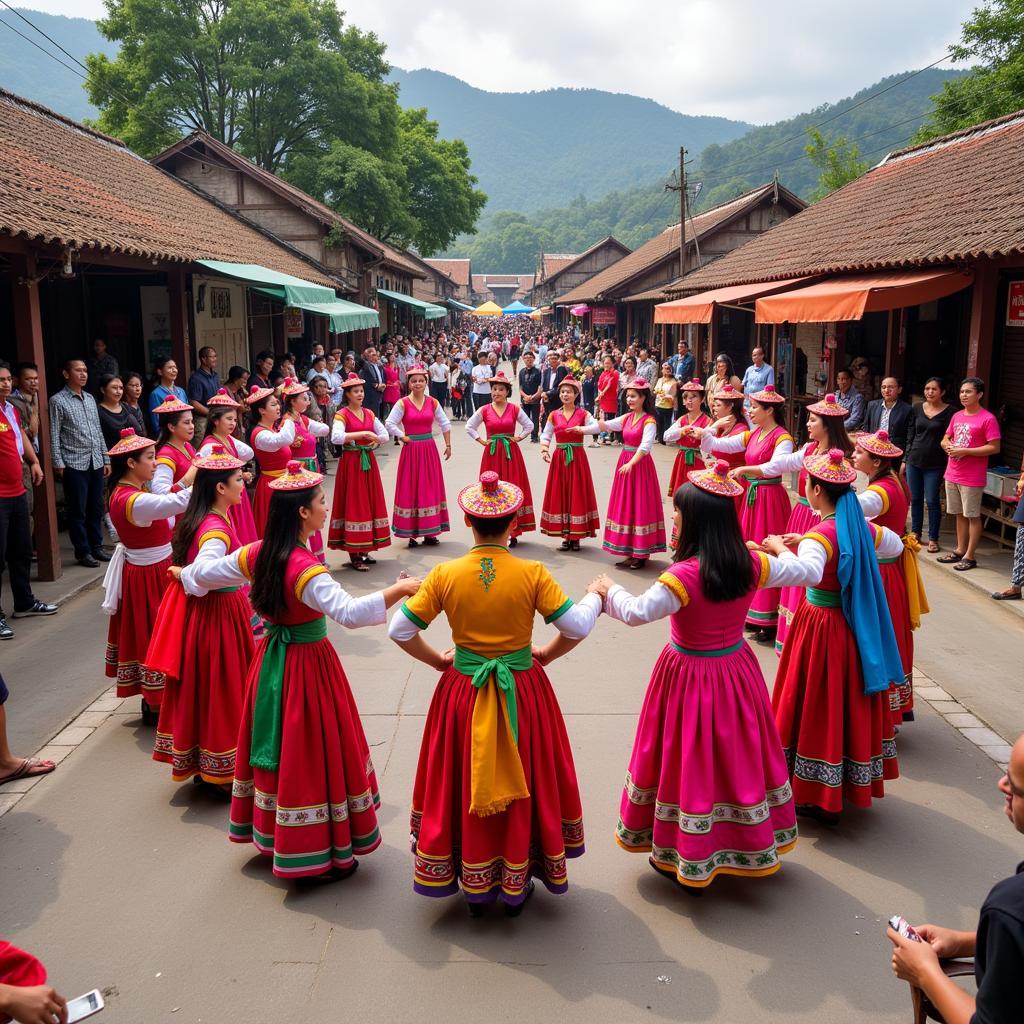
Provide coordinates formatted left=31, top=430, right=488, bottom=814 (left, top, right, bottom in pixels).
left=198, top=345, right=215, bottom=361
left=712, top=393, right=746, bottom=421
left=97, top=372, right=122, bottom=399
left=204, top=405, right=238, bottom=441
left=13, top=361, right=37, bottom=374
left=807, top=475, right=851, bottom=505
left=751, top=399, right=788, bottom=435
left=672, top=483, right=754, bottom=603
left=625, top=387, right=656, bottom=417
left=923, top=375, right=945, bottom=393
left=153, top=356, right=176, bottom=380
left=171, top=468, right=239, bottom=566
left=960, top=375, right=985, bottom=396
left=226, top=365, right=248, bottom=384
left=466, top=511, right=517, bottom=538
left=808, top=412, right=853, bottom=455
left=281, top=391, right=306, bottom=417
left=64, top=357, right=86, bottom=371
left=866, top=458, right=898, bottom=484
left=0, top=359, right=9, bottom=373
left=156, top=409, right=192, bottom=449
left=105, top=447, right=153, bottom=507
left=255, top=350, right=275, bottom=366
left=122, top=370, right=143, bottom=388
left=713, top=352, right=735, bottom=376
left=246, top=393, right=276, bottom=443
left=250, top=485, right=321, bottom=619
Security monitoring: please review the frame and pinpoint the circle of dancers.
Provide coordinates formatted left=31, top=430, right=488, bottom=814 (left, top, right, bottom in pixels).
left=97, top=365, right=927, bottom=909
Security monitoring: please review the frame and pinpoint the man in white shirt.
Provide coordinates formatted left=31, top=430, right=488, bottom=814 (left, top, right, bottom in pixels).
left=470, top=351, right=493, bottom=411
left=428, top=353, right=450, bottom=407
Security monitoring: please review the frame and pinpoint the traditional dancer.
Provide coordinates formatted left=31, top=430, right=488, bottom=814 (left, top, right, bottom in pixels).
left=539, top=376, right=600, bottom=549
left=663, top=378, right=710, bottom=496
left=175, top=460, right=420, bottom=884
left=730, top=392, right=851, bottom=654
left=101, top=428, right=194, bottom=724
left=695, top=384, right=793, bottom=643
left=581, top=378, right=666, bottom=570
left=595, top=461, right=817, bottom=889
left=465, top=371, right=536, bottom=545
left=151, top=444, right=254, bottom=793
left=328, top=372, right=391, bottom=570
left=389, top=471, right=602, bottom=915
left=245, top=383, right=297, bottom=534
left=151, top=393, right=196, bottom=494
left=386, top=364, right=452, bottom=547
left=280, top=377, right=329, bottom=562
left=198, top=388, right=258, bottom=545
left=770, top=448, right=906, bottom=823
left=853, top=430, right=928, bottom=723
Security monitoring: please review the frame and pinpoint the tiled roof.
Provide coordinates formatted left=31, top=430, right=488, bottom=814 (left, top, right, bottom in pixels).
left=539, top=253, right=578, bottom=280
left=553, top=183, right=801, bottom=305
left=673, top=111, right=1024, bottom=294
left=153, top=131, right=424, bottom=278
left=538, top=237, right=632, bottom=289
left=424, top=258, right=471, bottom=286
left=0, top=90, right=337, bottom=287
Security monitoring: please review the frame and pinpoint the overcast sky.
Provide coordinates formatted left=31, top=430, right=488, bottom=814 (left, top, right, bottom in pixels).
left=22, top=0, right=975, bottom=122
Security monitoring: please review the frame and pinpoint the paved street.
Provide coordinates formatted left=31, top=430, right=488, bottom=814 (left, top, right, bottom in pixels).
left=3, top=399, right=1022, bottom=1023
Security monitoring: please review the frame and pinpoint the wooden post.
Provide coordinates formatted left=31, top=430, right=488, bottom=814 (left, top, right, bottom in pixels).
left=11, top=251, right=61, bottom=581
left=168, top=267, right=191, bottom=379
left=966, top=262, right=996, bottom=380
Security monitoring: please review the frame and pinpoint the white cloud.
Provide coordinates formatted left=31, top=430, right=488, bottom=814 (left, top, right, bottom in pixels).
left=17, top=0, right=976, bottom=122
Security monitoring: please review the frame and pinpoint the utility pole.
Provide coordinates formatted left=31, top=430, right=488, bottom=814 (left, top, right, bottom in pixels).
left=664, top=146, right=687, bottom=277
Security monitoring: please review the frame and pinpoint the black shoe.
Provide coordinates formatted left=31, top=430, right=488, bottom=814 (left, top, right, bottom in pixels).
left=423, top=536, right=440, bottom=546
left=12, top=601, right=58, bottom=618
left=0, top=616, right=13, bottom=641
left=754, top=628, right=776, bottom=645
left=504, top=880, right=535, bottom=917
left=508, top=537, right=518, bottom=548
left=295, top=861, right=359, bottom=889
left=93, top=548, right=112, bottom=562
left=76, top=554, right=99, bottom=568
left=466, top=899, right=486, bottom=919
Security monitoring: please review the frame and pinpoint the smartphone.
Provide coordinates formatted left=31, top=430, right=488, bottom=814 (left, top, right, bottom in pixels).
left=888, top=915, right=922, bottom=942
left=67, top=989, right=104, bottom=1023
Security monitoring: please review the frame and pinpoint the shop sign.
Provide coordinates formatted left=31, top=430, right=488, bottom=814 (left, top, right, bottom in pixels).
left=591, top=306, right=616, bottom=325
left=1007, top=281, right=1024, bottom=327
left=285, top=307, right=305, bottom=338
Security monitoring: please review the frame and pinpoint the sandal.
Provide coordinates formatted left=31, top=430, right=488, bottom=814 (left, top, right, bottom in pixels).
left=953, top=559, right=978, bottom=571
left=991, top=588, right=1023, bottom=601
left=348, top=560, right=369, bottom=572
left=0, top=757, right=56, bottom=786
left=936, top=551, right=964, bottom=563
left=926, top=541, right=940, bottom=553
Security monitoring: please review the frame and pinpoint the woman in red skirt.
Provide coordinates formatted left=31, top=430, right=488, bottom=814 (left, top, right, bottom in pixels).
left=328, top=372, right=391, bottom=570
left=389, top=471, right=603, bottom=916
left=150, top=444, right=255, bottom=796
left=770, top=448, right=907, bottom=823
left=540, top=376, right=600, bottom=550
left=465, top=371, right=536, bottom=545
left=663, top=378, right=710, bottom=495
left=174, top=460, right=419, bottom=886
left=151, top=393, right=196, bottom=494
left=198, top=388, right=258, bottom=545
left=102, top=428, right=194, bottom=724
left=853, top=430, right=927, bottom=723
left=245, top=384, right=297, bottom=533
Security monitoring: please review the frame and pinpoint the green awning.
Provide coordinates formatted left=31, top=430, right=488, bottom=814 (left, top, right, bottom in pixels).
left=447, top=298, right=474, bottom=311
left=377, top=288, right=447, bottom=320
left=197, top=260, right=378, bottom=332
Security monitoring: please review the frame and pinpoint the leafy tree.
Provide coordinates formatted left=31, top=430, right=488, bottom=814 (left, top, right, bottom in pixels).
left=915, top=0, right=1024, bottom=141
left=804, top=127, right=868, bottom=199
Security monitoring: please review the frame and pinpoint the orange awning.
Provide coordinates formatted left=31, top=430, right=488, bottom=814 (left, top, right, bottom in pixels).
left=654, top=277, right=813, bottom=324
left=754, top=268, right=974, bottom=324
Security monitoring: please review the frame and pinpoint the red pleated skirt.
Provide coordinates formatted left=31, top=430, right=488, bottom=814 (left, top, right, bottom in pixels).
left=880, top=560, right=914, bottom=722
left=411, top=664, right=584, bottom=906
left=740, top=483, right=792, bottom=628
left=107, top=558, right=171, bottom=703
left=327, top=449, right=392, bottom=552
left=667, top=446, right=702, bottom=496
left=252, top=475, right=273, bottom=536
left=772, top=601, right=898, bottom=814
left=153, top=589, right=255, bottom=784
left=229, top=637, right=381, bottom=878
left=479, top=445, right=536, bottom=536
left=774, top=499, right=817, bottom=654
left=539, top=448, right=600, bottom=539
left=230, top=490, right=259, bottom=546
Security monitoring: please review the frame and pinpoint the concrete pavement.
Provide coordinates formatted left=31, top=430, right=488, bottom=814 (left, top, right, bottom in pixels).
left=3, top=397, right=1022, bottom=1023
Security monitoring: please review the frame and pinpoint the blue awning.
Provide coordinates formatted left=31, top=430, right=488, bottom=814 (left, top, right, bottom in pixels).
left=501, top=299, right=535, bottom=314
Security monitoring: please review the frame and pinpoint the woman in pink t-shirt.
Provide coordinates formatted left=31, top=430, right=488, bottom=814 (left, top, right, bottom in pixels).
left=937, top=376, right=1001, bottom=571
left=596, top=355, right=620, bottom=446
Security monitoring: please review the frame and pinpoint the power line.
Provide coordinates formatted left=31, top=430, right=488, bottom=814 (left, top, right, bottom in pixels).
left=0, top=13, right=89, bottom=79
left=0, top=0, right=92, bottom=74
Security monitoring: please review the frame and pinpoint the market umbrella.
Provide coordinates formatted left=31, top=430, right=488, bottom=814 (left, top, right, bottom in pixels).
left=501, top=300, right=535, bottom=315
left=529, top=306, right=552, bottom=320
left=570, top=304, right=590, bottom=317
left=473, top=300, right=504, bottom=316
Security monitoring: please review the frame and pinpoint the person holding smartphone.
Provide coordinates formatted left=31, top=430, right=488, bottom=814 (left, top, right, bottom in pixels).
left=0, top=940, right=68, bottom=1023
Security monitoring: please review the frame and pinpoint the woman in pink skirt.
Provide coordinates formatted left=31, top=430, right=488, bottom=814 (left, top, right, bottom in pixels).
left=581, top=378, right=666, bottom=570
left=245, top=384, right=297, bottom=534
left=198, top=388, right=258, bottom=545
left=663, top=378, right=710, bottom=496
left=729, top=392, right=851, bottom=654
left=280, top=377, right=330, bottom=562
left=594, top=461, right=815, bottom=890
left=694, top=385, right=793, bottom=643
left=465, top=371, right=536, bottom=546
left=385, top=364, right=452, bottom=547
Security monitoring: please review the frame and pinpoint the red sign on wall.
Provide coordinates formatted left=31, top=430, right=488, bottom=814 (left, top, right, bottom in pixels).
left=1008, top=281, right=1024, bottom=327
left=591, top=306, right=616, bottom=325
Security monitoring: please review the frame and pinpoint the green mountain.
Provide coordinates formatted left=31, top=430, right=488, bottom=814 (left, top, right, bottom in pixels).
left=451, top=67, right=968, bottom=273
left=0, top=8, right=115, bottom=123
left=388, top=67, right=753, bottom=212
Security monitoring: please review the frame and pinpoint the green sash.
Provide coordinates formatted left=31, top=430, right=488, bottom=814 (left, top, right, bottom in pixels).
left=407, top=432, right=434, bottom=441
left=488, top=433, right=513, bottom=460
left=877, top=556, right=899, bottom=565
left=678, top=446, right=699, bottom=466
left=796, top=496, right=810, bottom=507
left=746, top=476, right=782, bottom=508
left=343, top=443, right=374, bottom=471
left=670, top=640, right=743, bottom=657
left=557, top=442, right=583, bottom=465
left=807, top=587, right=842, bottom=608
left=454, top=643, right=533, bottom=743
left=623, top=445, right=639, bottom=453
left=250, top=617, right=328, bottom=771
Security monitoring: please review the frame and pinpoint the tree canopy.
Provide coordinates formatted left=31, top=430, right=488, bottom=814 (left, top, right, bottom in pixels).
left=804, top=128, right=869, bottom=200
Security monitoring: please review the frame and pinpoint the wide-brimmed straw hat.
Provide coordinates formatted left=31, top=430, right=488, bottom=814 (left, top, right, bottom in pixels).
left=806, top=392, right=849, bottom=417
left=152, top=394, right=191, bottom=416
left=192, top=443, right=244, bottom=471
left=688, top=459, right=744, bottom=498
left=856, top=429, right=903, bottom=459
left=749, top=384, right=785, bottom=405
left=340, top=372, right=366, bottom=389
left=712, top=384, right=744, bottom=401
left=681, top=377, right=705, bottom=392
left=268, top=459, right=324, bottom=491
left=557, top=375, right=582, bottom=393
left=804, top=447, right=857, bottom=484
left=206, top=387, right=241, bottom=409
left=487, top=371, right=513, bottom=389
left=624, top=377, right=650, bottom=391
left=406, top=363, right=429, bottom=380
left=244, top=383, right=275, bottom=405
left=280, top=376, right=309, bottom=396
left=458, top=470, right=524, bottom=518
left=107, top=427, right=155, bottom=457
